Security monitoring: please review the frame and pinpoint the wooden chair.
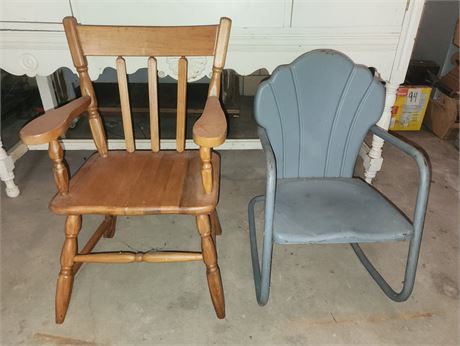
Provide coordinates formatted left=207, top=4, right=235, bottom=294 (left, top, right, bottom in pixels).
left=20, top=16, right=231, bottom=323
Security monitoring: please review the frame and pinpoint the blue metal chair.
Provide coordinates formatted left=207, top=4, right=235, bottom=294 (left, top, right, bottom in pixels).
left=248, top=50, right=430, bottom=306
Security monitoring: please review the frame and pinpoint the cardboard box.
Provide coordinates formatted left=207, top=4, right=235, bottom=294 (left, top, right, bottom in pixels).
left=439, top=52, right=459, bottom=95
left=424, top=92, right=459, bottom=139
left=389, top=86, right=432, bottom=131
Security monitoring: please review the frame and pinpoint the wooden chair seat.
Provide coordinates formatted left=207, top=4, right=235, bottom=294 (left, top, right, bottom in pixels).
left=50, top=150, right=220, bottom=216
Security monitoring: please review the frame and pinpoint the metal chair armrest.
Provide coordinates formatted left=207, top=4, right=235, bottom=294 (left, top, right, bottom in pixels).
left=258, top=126, right=277, bottom=230
left=369, top=125, right=430, bottom=236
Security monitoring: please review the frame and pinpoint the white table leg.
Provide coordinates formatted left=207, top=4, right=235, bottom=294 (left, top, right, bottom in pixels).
left=363, top=82, right=399, bottom=184
left=0, top=139, right=20, bottom=197
left=36, top=75, right=58, bottom=111
left=1, top=75, right=59, bottom=197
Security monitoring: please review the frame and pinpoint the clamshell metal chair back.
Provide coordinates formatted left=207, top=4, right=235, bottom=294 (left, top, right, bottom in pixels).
left=248, top=49, right=430, bottom=305
left=20, top=16, right=231, bottom=323
left=256, top=50, right=385, bottom=178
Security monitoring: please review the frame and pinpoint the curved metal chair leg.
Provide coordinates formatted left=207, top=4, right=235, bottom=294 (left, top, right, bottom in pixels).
left=248, top=195, right=273, bottom=306
left=351, top=236, right=422, bottom=302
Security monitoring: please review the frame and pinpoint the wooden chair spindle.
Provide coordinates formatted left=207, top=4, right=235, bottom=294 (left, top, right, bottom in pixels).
left=48, top=140, right=69, bottom=194
left=116, top=56, right=135, bottom=153
left=148, top=57, right=160, bottom=152
left=177, top=57, right=188, bottom=152
left=199, top=146, right=213, bottom=194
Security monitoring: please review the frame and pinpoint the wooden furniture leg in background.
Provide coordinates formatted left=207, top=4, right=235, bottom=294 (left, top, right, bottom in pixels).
left=363, top=83, right=399, bottom=183
left=103, top=215, right=117, bottom=238
left=196, top=214, right=225, bottom=319
left=0, top=139, right=20, bottom=197
left=210, top=209, right=222, bottom=236
left=36, top=75, right=58, bottom=111
left=209, top=209, right=222, bottom=245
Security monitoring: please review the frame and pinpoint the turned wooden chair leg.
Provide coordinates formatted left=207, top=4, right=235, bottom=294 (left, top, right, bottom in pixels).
left=56, top=215, right=81, bottom=324
left=210, top=209, right=222, bottom=236
left=103, top=215, right=117, bottom=238
left=196, top=214, right=225, bottom=319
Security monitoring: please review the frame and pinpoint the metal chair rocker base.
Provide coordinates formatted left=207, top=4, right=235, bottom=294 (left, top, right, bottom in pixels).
left=248, top=195, right=271, bottom=306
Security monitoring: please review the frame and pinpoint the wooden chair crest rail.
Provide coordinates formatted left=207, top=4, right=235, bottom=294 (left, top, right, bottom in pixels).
left=20, top=16, right=231, bottom=323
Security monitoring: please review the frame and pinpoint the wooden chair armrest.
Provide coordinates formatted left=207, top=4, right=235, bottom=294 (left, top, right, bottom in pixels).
left=193, top=96, right=227, bottom=148
left=20, top=96, right=91, bottom=145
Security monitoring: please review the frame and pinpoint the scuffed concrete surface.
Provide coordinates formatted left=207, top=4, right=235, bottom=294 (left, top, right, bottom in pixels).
left=1, top=130, right=458, bottom=345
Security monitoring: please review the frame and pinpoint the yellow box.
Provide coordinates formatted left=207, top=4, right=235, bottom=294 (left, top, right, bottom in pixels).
left=389, top=86, right=432, bottom=131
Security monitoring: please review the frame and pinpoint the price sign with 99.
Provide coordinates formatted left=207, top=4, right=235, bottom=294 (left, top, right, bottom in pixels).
left=406, top=88, right=421, bottom=106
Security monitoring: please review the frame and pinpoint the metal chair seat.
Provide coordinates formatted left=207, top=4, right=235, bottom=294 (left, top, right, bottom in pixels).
left=273, top=178, right=413, bottom=244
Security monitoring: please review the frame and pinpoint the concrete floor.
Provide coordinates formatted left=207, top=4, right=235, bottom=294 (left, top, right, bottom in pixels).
left=1, top=130, right=458, bottom=345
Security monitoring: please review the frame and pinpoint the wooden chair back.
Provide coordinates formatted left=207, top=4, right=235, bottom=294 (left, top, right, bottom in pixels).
left=62, top=16, right=231, bottom=154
